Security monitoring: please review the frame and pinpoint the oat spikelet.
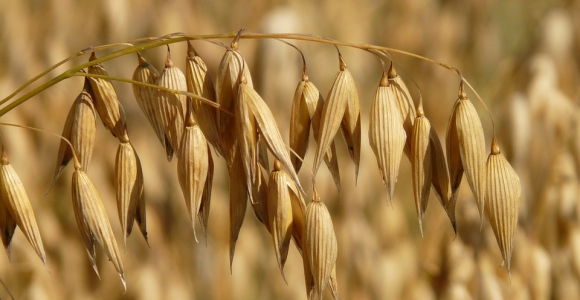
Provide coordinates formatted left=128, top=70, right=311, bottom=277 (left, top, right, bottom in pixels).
left=305, top=188, right=338, bottom=300
left=313, top=54, right=360, bottom=181
left=87, top=52, right=128, bottom=139
left=236, top=82, right=259, bottom=203
left=290, top=71, right=341, bottom=192
left=133, top=150, right=147, bottom=245
left=369, top=72, right=406, bottom=202
left=115, top=141, right=144, bottom=249
left=185, top=42, right=222, bottom=155
left=72, top=165, right=125, bottom=289
left=177, top=99, right=209, bottom=243
left=485, top=137, right=521, bottom=275
left=251, top=169, right=270, bottom=232
left=267, top=160, right=299, bottom=281
left=447, top=83, right=486, bottom=220
left=0, top=146, right=47, bottom=266
left=51, top=79, right=96, bottom=186
left=429, top=128, right=456, bottom=232
left=0, top=196, right=16, bottom=259
left=156, top=47, right=187, bottom=158
left=229, top=149, right=248, bottom=271
left=411, top=104, right=432, bottom=236
left=388, top=63, right=416, bottom=157
left=239, top=81, right=305, bottom=195
left=132, top=53, right=166, bottom=150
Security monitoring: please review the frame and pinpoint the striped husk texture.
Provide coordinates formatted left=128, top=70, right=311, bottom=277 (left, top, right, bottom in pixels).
left=388, top=63, right=416, bottom=157
left=0, top=148, right=47, bottom=266
left=87, top=52, right=128, bottom=140
left=411, top=108, right=432, bottom=236
left=485, top=138, right=521, bottom=274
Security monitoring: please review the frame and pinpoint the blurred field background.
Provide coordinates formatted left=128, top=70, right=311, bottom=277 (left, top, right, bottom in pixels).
left=1, top=0, right=580, bottom=299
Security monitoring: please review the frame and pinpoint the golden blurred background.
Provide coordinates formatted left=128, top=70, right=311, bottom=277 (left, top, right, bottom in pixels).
left=1, top=0, right=580, bottom=299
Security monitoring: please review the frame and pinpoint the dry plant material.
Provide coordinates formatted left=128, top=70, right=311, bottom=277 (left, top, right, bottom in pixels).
left=198, top=145, right=213, bottom=240
left=72, top=161, right=125, bottom=289
left=369, top=72, right=406, bottom=202
left=0, top=195, right=16, bottom=258
left=185, top=42, right=222, bottom=155
left=51, top=79, right=96, bottom=184
left=0, top=145, right=47, bottom=266
left=388, top=63, right=416, bottom=156
left=446, top=82, right=486, bottom=219
left=267, top=160, right=303, bottom=281
left=115, top=141, right=145, bottom=249
left=290, top=71, right=341, bottom=192
left=251, top=169, right=270, bottom=232
left=429, top=128, right=456, bottom=232
left=305, top=189, right=338, bottom=300
left=236, top=79, right=260, bottom=203
left=155, top=47, right=187, bottom=159
left=239, top=79, right=305, bottom=196
left=313, top=54, right=360, bottom=181
left=229, top=149, right=248, bottom=270
left=177, top=99, right=209, bottom=242
left=485, top=137, right=521, bottom=274
left=411, top=104, right=432, bottom=235
left=87, top=52, right=128, bottom=139
left=132, top=53, right=167, bottom=151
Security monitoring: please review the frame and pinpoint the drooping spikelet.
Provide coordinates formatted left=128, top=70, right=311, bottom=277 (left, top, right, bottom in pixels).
left=485, top=137, right=521, bottom=275
left=446, top=82, right=486, bottom=220
left=87, top=52, right=128, bottom=139
left=410, top=103, right=432, bottom=236
left=388, top=63, right=416, bottom=157
left=369, top=72, right=406, bottom=202
left=290, top=70, right=341, bottom=192
left=51, top=78, right=96, bottom=185
left=0, top=194, right=16, bottom=259
left=229, top=149, right=248, bottom=271
left=155, top=47, right=187, bottom=159
left=72, top=161, right=125, bottom=290
left=177, top=99, right=209, bottom=242
left=132, top=53, right=167, bottom=152
left=429, top=128, right=456, bottom=232
left=313, top=54, right=360, bottom=181
left=0, top=144, right=47, bottom=266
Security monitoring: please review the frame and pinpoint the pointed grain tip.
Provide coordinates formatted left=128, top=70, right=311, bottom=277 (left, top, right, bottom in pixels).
left=137, top=52, right=146, bottom=65
left=89, top=52, right=97, bottom=62
left=388, top=62, right=397, bottom=79
left=165, top=47, right=174, bottom=68
left=187, top=41, right=197, bottom=57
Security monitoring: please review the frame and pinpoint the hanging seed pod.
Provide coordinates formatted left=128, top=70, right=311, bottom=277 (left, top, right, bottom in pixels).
left=429, top=129, right=456, bottom=233
left=446, top=82, right=486, bottom=220
left=369, top=72, right=406, bottom=202
left=305, top=188, right=338, bottom=300
left=114, top=141, right=144, bottom=249
left=132, top=53, right=166, bottom=150
left=290, top=75, right=341, bottom=192
left=156, top=47, right=187, bottom=158
left=258, top=135, right=270, bottom=172
left=388, top=63, right=416, bottom=157
left=240, top=80, right=305, bottom=196
left=236, top=82, right=259, bottom=203
left=0, top=196, right=16, bottom=259
left=411, top=104, right=432, bottom=236
left=313, top=54, right=360, bottom=180
left=251, top=168, right=270, bottom=232
left=72, top=163, right=125, bottom=290
left=185, top=42, right=222, bottom=155
left=485, top=137, right=521, bottom=275
left=0, top=145, right=47, bottom=266
left=87, top=52, right=128, bottom=139
left=302, top=239, right=315, bottom=299
left=229, top=149, right=248, bottom=271
left=177, top=99, right=209, bottom=243
left=51, top=79, right=96, bottom=186
left=267, top=160, right=299, bottom=281
left=198, top=145, right=213, bottom=241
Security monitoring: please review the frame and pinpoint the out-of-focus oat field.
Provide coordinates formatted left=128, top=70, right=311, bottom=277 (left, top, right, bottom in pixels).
left=1, top=0, right=580, bottom=299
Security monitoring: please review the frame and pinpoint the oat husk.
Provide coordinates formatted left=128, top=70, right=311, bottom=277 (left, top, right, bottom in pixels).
left=251, top=168, right=270, bottom=232
left=429, top=128, right=456, bottom=232
left=0, top=195, right=16, bottom=259
left=198, top=145, right=213, bottom=241
left=411, top=104, right=432, bottom=236
left=229, top=149, right=248, bottom=271
left=156, top=48, right=187, bottom=158
left=87, top=52, right=128, bottom=139
left=132, top=53, right=166, bottom=150
left=51, top=79, right=96, bottom=185
left=236, top=82, right=259, bottom=203
left=305, top=189, right=338, bottom=300
left=485, top=137, right=521, bottom=274
left=369, top=72, right=406, bottom=202
left=388, top=63, right=416, bottom=157
left=0, top=145, right=47, bottom=266
left=72, top=166, right=125, bottom=289
left=177, top=99, right=209, bottom=243
left=447, top=83, right=486, bottom=220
